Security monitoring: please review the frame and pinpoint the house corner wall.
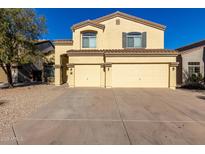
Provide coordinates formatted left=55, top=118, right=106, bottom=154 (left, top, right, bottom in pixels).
left=100, top=65, right=105, bottom=87
left=105, top=66, right=112, bottom=88
left=67, top=66, right=75, bottom=87
left=54, top=44, right=73, bottom=86
left=169, top=65, right=177, bottom=89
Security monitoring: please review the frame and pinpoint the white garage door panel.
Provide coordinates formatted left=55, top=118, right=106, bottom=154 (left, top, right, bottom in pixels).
left=112, top=64, right=169, bottom=87
left=75, top=65, right=101, bottom=87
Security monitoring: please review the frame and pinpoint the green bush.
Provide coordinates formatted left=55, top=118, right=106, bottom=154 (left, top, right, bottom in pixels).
left=188, top=73, right=203, bottom=82
left=183, top=73, right=205, bottom=89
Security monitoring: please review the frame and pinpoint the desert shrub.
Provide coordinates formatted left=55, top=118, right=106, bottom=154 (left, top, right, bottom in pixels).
left=183, top=73, right=205, bottom=89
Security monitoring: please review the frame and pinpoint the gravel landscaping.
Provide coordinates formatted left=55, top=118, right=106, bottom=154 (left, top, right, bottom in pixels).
left=0, top=84, right=67, bottom=138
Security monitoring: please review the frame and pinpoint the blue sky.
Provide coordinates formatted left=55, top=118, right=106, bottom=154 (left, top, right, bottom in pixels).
left=36, top=8, right=205, bottom=49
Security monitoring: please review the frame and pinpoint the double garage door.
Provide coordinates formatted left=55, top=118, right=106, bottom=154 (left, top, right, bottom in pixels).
left=74, top=64, right=169, bottom=88
left=112, top=64, right=169, bottom=88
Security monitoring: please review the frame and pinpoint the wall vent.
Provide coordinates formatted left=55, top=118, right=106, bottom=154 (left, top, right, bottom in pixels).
left=116, top=19, right=120, bottom=25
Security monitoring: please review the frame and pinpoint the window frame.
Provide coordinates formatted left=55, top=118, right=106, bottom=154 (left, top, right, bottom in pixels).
left=82, top=32, right=97, bottom=48
left=188, top=62, right=200, bottom=76
left=126, top=32, right=142, bottom=48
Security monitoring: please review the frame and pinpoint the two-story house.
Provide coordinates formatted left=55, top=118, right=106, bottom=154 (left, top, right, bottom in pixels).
left=54, top=11, right=178, bottom=89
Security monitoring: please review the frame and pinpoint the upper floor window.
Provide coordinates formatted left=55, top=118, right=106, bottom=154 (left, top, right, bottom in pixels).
left=126, top=32, right=142, bottom=48
left=82, top=32, right=96, bottom=48
left=123, top=32, right=146, bottom=48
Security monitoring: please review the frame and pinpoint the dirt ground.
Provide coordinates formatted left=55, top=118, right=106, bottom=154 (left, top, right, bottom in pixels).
left=0, top=84, right=68, bottom=138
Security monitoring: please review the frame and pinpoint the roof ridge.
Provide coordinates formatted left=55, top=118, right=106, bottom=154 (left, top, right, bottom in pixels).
left=68, top=48, right=175, bottom=50
left=93, top=11, right=166, bottom=30
left=176, top=39, right=205, bottom=51
left=71, top=19, right=105, bottom=31
left=52, top=39, right=73, bottom=41
left=52, top=39, right=73, bottom=45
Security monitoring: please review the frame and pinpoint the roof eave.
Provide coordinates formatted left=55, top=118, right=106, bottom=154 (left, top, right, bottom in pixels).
left=176, top=40, right=205, bottom=51
left=66, top=49, right=178, bottom=56
left=94, top=11, right=166, bottom=31
left=71, top=21, right=105, bottom=31
left=53, top=40, right=73, bottom=45
left=34, top=40, right=55, bottom=49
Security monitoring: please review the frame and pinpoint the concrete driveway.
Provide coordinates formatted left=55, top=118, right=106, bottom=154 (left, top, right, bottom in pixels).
left=13, top=88, right=205, bottom=144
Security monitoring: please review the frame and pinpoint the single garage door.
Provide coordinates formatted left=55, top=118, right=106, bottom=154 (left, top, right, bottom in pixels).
left=112, top=64, right=169, bottom=88
left=75, top=65, right=101, bottom=87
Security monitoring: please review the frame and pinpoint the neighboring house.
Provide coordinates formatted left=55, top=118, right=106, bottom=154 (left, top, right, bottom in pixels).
left=17, top=40, right=55, bottom=83
left=0, top=40, right=55, bottom=84
left=176, top=40, right=205, bottom=85
left=54, top=11, right=178, bottom=89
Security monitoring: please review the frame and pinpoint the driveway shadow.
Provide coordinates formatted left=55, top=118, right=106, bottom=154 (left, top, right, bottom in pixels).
left=0, top=82, right=47, bottom=89
left=196, top=95, right=205, bottom=100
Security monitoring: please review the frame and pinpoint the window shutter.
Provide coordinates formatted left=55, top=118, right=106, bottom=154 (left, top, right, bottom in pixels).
left=142, top=32, right=147, bottom=48
left=122, top=32, right=127, bottom=48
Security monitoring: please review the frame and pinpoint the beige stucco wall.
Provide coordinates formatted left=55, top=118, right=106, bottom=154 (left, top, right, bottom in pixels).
left=106, top=56, right=176, bottom=63
left=100, top=66, right=105, bottom=87
left=169, top=66, right=177, bottom=89
left=67, top=67, right=74, bottom=87
left=73, top=17, right=164, bottom=49
left=72, top=26, right=104, bottom=49
left=55, top=45, right=72, bottom=65
left=69, top=56, right=104, bottom=63
left=54, top=44, right=73, bottom=85
left=105, top=66, right=112, bottom=88
left=0, top=67, right=7, bottom=83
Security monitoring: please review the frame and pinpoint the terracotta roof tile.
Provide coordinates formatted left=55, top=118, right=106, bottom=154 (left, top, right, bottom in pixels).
left=52, top=39, right=73, bottom=45
left=71, top=20, right=105, bottom=31
left=67, top=49, right=178, bottom=55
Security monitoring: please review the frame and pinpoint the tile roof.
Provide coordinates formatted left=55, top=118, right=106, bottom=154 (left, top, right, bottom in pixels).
left=176, top=40, right=205, bottom=51
left=52, top=39, right=73, bottom=45
left=71, top=20, right=105, bottom=31
left=93, top=11, right=166, bottom=31
left=67, top=49, right=178, bottom=55
left=71, top=11, right=166, bottom=31
left=34, top=40, right=55, bottom=48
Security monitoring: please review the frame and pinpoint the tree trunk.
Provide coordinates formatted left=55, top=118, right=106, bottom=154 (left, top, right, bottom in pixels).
left=6, top=64, right=13, bottom=88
